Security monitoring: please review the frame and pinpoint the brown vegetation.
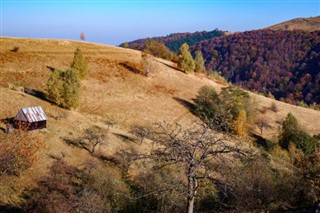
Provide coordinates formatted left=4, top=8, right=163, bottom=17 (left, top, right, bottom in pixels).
left=266, top=16, right=320, bottom=31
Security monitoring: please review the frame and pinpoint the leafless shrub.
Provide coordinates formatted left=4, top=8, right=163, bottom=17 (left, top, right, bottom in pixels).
left=130, top=125, right=150, bottom=144
left=141, top=52, right=156, bottom=77
left=132, top=121, right=248, bottom=213
left=269, top=102, right=278, bottom=112
left=64, top=126, right=108, bottom=155
left=255, top=117, right=272, bottom=136
left=105, top=120, right=115, bottom=133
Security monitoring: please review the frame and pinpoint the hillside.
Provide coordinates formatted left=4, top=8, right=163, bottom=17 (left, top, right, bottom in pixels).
left=191, top=30, right=320, bottom=105
left=1, top=37, right=320, bottom=211
left=1, top=36, right=319, bottom=133
left=120, top=29, right=225, bottom=52
left=266, top=16, right=320, bottom=31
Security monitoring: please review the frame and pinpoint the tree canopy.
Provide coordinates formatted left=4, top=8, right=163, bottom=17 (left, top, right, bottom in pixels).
left=71, top=48, right=88, bottom=79
left=46, top=68, right=81, bottom=109
left=178, top=43, right=195, bottom=73
left=279, top=113, right=318, bottom=155
left=194, top=85, right=255, bottom=136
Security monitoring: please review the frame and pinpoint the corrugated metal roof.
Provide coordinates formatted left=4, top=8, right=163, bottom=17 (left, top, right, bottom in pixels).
left=15, top=106, right=47, bottom=122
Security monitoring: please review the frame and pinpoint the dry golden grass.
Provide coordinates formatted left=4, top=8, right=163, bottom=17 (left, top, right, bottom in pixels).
left=0, top=37, right=320, bottom=205
left=266, top=16, right=320, bottom=31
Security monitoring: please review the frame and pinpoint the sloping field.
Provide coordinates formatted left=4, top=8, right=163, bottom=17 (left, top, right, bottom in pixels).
left=1, top=37, right=319, bottom=141
left=0, top=37, right=221, bottom=128
left=266, top=16, right=320, bottom=31
left=1, top=36, right=320, bottom=206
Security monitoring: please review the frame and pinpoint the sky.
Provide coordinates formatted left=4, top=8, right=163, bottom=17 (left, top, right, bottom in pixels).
left=1, top=0, right=319, bottom=45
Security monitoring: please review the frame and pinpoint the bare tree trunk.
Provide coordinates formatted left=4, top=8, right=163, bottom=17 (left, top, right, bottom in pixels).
left=187, top=166, right=196, bottom=213
left=187, top=194, right=195, bottom=213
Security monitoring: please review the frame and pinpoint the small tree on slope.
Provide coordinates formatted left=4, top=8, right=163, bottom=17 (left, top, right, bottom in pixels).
left=46, top=68, right=81, bottom=110
left=178, top=43, right=195, bottom=73
left=194, top=50, right=206, bottom=73
left=71, top=48, right=88, bottom=79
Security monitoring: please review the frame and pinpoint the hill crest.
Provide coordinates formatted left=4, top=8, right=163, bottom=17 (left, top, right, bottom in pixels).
left=265, top=16, right=320, bottom=31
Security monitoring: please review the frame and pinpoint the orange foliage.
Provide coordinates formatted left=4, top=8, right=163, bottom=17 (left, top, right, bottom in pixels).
left=0, top=127, right=43, bottom=176
left=233, top=110, right=248, bottom=137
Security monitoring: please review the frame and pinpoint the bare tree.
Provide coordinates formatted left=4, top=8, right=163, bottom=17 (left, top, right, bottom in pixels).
left=105, top=120, right=115, bottom=133
left=146, top=122, right=246, bottom=213
left=84, top=126, right=107, bottom=154
left=130, top=125, right=150, bottom=144
left=80, top=32, right=85, bottom=41
left=141, top=52, right=155, bottom=77
left=65, top=126, right=107, bottom=155
left=255, top=117, right=272, bottom=136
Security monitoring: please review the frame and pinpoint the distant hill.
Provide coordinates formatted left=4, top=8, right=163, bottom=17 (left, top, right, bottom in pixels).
left=191, top=30, right=320, bottom=105
left=266, top=16, right=320, bottom=31
left=120, top=29, right=225, bottom=53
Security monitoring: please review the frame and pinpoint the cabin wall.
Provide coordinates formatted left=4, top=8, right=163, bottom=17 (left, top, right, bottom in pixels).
left=14, top=120, right=46, bottom=131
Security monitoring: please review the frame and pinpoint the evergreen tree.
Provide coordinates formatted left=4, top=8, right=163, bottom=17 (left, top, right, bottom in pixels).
left=46, top=69, right=81, bottom=109
left=46, top=69, right=64, bottom=106
left=177, top=43, right=195, bottom=73
left=194, top=50, right=205, bottom=73
left=71, top=48, right=88, bottom=79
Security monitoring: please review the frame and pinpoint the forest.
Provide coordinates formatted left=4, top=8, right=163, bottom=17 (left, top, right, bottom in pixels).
left=191, top=30, right=320, bottom=105
left=120, top=29, right=225, bottom=53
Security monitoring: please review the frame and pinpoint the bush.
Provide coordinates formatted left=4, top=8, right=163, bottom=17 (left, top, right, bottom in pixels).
left=24, top=160, right=131, bottom=212
left=71, top=48, right=88, bottom=79
left=279, top=113, right=317, bottom=155
left=208, top=70, right=227, bottom=84
left=0, top=129, right=43, bottom=176
left=46, top=68, right=81, bottom=109
left=194, top=85, right=255, bottom=135
left=143, top=39, right=171, bottom=60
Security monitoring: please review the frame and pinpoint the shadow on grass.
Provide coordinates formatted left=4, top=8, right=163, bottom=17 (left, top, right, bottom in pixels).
left=0, top=117, right=16, bottom=132
left=119, top=62, right=142, bottom=75
left=63, top=138, right=90, bottom=153
left=173, top=97, right=197, bottom=115
left=46, top=65, right=56, bottom=72
left=10, top=47, right=20, bottom=53
left=24, top=87, right=47, bottom=102
left=156, top=60, right=185, bottom=73
left=0, top=205, right=22, bottom=213
left=113, top=133, right=135, bottom=143
left=252, top=134, right=275, bottom=151
left=24, top=87, right=59, bottom=107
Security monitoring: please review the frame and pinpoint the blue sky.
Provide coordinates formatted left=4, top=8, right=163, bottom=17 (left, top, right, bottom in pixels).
left=1, top=0, right=319, bottom=45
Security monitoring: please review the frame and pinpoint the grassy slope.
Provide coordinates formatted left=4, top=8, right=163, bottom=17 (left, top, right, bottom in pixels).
left=0, top=37, right=320, bottom=204
left=265, top=16, right=320, bottom=31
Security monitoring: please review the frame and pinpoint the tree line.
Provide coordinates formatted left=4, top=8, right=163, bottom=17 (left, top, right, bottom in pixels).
left=120, top=29, right=224, bottom=53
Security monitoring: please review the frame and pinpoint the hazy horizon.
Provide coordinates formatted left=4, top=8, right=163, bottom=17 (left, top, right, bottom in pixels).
left=1, top=0, right=319, bottom=45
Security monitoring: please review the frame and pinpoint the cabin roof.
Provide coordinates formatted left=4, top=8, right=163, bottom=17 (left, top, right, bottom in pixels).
left=15, top=106, right=47, bottom=123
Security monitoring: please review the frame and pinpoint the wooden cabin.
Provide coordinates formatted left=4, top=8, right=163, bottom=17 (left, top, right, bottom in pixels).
left=15, top=106, right=47, bottom=131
